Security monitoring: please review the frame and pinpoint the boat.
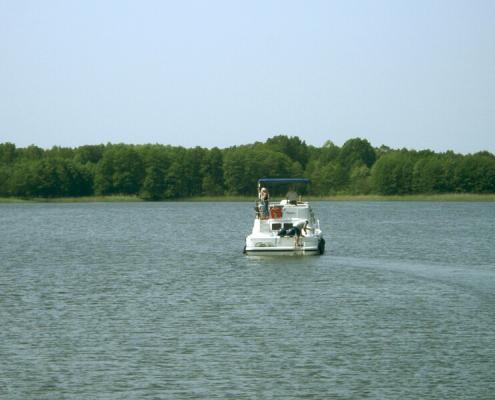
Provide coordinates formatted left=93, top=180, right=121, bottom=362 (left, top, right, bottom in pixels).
left=244, top=178, right=325, bottom=255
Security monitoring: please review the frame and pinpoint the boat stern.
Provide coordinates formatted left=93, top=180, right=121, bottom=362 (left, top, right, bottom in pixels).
left=244, top=234, right=323, bottom=255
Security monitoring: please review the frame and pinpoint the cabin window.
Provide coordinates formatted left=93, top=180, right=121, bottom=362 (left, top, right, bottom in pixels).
left=283, top=223, right=293, bottom=229
left=271, top=223, right=282, bottom=231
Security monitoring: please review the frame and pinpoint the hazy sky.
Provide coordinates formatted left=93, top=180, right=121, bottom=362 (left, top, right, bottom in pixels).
left=1, top=0, right=494, bottom=153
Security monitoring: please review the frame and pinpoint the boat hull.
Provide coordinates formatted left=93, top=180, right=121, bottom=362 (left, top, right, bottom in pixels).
left=244, top=236, right=325, bottom=256
left=244, top=247, right=321, bottom=256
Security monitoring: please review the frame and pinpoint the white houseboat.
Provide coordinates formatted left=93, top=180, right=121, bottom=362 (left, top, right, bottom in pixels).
left=244, top=178, right=325, bottom=255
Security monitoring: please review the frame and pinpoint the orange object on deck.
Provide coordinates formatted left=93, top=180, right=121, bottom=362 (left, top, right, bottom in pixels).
left=270, top=207, right=283, bottom=219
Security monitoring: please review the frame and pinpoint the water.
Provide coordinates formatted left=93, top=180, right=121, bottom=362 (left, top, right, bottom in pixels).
left=1, top=201, right=494, bottom=399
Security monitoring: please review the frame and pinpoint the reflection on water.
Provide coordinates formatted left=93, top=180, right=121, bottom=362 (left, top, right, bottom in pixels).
left=1, top=201, right=494, bottom=399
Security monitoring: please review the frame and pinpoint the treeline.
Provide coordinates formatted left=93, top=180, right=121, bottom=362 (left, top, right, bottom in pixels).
left=0, top=136, right=494, bottom=199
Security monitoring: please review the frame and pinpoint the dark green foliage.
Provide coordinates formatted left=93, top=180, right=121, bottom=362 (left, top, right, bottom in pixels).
left=318, top=141, right=340, bottom=164
left=74, top=145, right=105, bottom=165
left=0, top=143, right=17, bottom=165
left=338, top=138, right=376, bottom=168
left=306, top=138, right=376, bottom=194
left=0, top=135, right=494, bottom=199
left=223, top=146, right=294, bottom=195
left=94, top=145, right=145, bottom=195
left=371, top=152, right=414, bottom=195
left=349, top=163, right=372, bottom=194
left=0, top=165, right=12, bottom=196
left=138, top=144, right=171, bottom=200
left=164, top=160, right=186, bottom=199
left=17, top=145, right=44, bottom=161
left=46, top=146, right=75, bottom=160
left=6, top=158, right=92, bottom=197
left=201, top=147, right=224, bottom=195
left=265, top=136, right=309, bottom=168
left=307, top=160, right=348, bottom=195
left=455, top=153, right=495, bottom=193
left=141, top=166, right=166, bottom=200
left=412, top=154, right=457, bottom=193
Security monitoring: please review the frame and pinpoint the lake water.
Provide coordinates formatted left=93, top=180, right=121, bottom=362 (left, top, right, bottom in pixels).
left=1, top=201, right=494, bottom=399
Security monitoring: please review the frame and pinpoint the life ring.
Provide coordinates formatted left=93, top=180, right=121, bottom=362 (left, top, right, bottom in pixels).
left=270, top=207, right=283, bottom=219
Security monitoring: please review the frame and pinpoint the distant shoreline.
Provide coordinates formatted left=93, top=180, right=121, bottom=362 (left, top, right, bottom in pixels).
left=1, top=193, right=495, bottom=203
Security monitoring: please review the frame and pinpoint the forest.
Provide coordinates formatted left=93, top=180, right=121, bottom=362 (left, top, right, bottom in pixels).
left=0, top=136, right=494, bottom=200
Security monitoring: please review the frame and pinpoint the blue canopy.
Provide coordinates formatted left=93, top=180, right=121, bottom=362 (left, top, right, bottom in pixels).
left=258, top=178, right=310, bottom=185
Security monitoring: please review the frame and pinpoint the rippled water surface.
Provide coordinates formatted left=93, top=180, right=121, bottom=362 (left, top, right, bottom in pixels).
left=1, top=201, right=494, bottom=399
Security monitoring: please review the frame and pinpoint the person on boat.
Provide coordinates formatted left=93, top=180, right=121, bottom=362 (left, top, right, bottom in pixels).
left=288, top=219, right=309, bottom=246
left=286, top=189, right=298, bottom=205
left=259, top=187, right=270, bottom=219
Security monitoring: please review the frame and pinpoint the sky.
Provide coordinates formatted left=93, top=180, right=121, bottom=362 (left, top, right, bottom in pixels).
left=0, top=0, right=494, bottom=153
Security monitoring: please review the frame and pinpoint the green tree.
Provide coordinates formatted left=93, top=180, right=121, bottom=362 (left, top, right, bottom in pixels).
left=94, top=145, right=144, bottom=195
left=223, top=146, right=294, bottom=195
left=46, top=146, right=75, bottom=160
left=183, top=147, right=206, bottom=197
left=74, top=145, right=105, bottom=165
left=0, top=143, right=17, bottom=165
left=412, top=157, right=442, bottom=193
left=319, top=140, right=340, bottom=164
left=7, top=161, right=36, bottom=197
left=338, top=138, right=376, bottom=168
left=371, top=151, right=414, bottom=195
left=17, top=145, right=44, bottom=161
left=455, top=153, right=495, bottom=193
left=137, top=144, right=171, bottom=200
left=140, top=166, right=166, bottom=200
left=5, top=158, right=92, bottom=197
left=320, top=161, right=348, bottom=194
left=265, top=135, right=309, bottom=167
left=348, top=163, right=371, bottom=194
left=28, top=159, right=60, bottom=197
left=0, top=165, right=11, bottom=195
left=2, top=139, right=494, bottom=200
left=164, top=160, right=187, bottom=198
left=201, top=147, right=224, bottom=195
